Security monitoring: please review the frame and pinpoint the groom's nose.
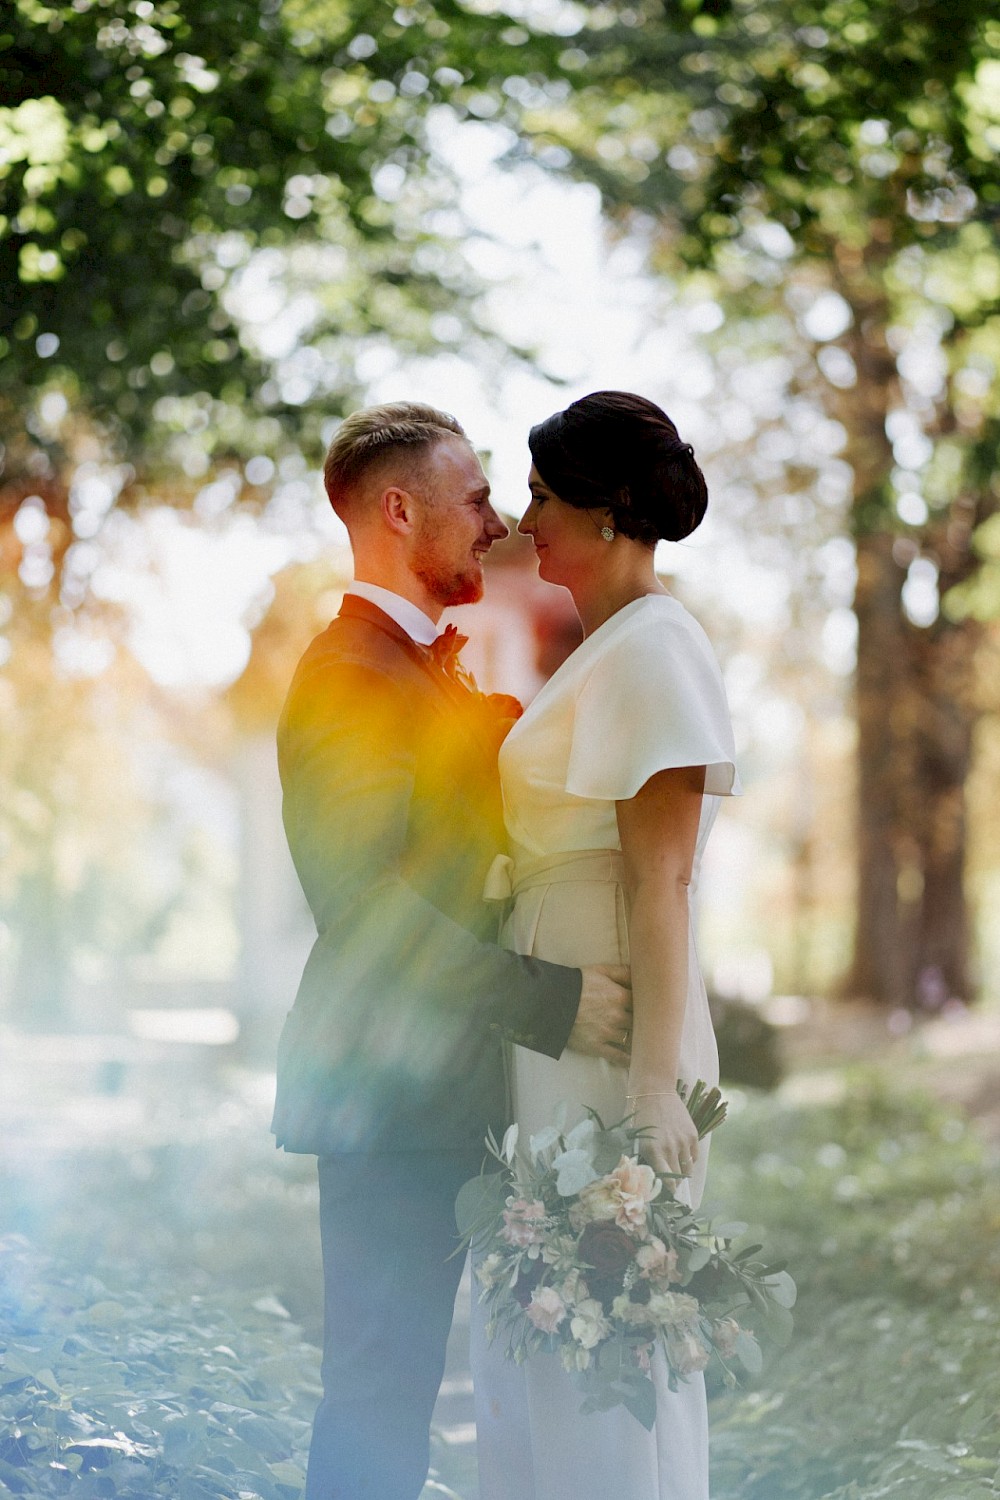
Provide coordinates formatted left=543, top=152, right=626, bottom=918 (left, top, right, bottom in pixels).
left=484, top=503, right=509, bottom=541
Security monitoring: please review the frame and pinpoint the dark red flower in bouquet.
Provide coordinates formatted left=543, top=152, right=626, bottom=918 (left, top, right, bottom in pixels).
left=579, top=1222, right=637, bottom=1307
left=579, top=1222, right=638, bottom=1276
left=513, top=1255, right=545, bottom=1308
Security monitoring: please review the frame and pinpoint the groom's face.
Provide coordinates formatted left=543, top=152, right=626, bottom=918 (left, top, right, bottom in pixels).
left=410, top=436, right=508, bottom=607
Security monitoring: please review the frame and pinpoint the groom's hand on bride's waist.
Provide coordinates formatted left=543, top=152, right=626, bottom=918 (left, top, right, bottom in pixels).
left=565, top=966, right=632, bottom=1063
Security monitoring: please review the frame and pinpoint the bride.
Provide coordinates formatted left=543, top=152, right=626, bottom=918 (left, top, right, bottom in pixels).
left=471, top=391, right=741, bottom=1500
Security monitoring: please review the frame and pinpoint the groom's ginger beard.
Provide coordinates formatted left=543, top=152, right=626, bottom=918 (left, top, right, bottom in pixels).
left=411, top=508, right=488, bottom=608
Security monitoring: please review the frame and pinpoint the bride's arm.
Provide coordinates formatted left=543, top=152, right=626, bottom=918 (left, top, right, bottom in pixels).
left=616, top=764, right=706, bottom=1179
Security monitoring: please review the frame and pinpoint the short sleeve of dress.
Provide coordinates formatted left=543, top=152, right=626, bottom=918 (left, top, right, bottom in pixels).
left=564, top=609, right=742, bottom=802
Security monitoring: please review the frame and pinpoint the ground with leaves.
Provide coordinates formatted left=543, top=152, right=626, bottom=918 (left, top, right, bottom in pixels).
left=2, top=1028, right=1000, bottom=1500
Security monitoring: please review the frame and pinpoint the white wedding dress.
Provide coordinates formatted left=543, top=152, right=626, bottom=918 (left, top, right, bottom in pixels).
left=471, top=594, right=741, bottom=1500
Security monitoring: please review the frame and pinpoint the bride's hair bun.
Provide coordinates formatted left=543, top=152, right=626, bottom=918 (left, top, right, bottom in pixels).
left=528, top=390, right=708, bottom=545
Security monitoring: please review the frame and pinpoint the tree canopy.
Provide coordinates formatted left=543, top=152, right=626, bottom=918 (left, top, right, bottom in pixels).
left=0, top=0, right=570, bottom=478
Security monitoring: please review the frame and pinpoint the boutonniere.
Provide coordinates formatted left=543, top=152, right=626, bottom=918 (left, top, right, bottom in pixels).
left=481, top=692, right=524, bottom=743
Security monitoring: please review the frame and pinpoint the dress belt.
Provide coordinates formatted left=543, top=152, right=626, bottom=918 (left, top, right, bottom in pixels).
left=483, top=848, right=626, bottom=902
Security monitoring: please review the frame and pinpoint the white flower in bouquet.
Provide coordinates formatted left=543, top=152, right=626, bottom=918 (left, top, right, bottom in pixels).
left=665, top=1328, right=711, bottom=1376
left=611, top=1294, right=656, bottom=1330
left=712, top=1317, right=742, bottom=1360
left=541, top=1233, right=580, bottom=1273
left=570, top=1298, right=612, bottom=1350
left=558, top=1267, right=590, bottom=1308
left=647, top=1289, right=701, bottom=1330
left=475, top=1252, right=506, bottom=1292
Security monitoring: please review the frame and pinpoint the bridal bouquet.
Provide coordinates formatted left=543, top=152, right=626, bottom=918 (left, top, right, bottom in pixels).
left=456, top=1083, right=795, bottom=1429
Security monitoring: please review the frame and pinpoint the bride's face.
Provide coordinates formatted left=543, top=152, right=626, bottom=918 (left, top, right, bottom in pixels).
left=519, top=465, right=613, bottom=588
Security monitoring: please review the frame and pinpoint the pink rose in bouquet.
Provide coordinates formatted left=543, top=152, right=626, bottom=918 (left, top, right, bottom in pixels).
left=712, top=1317, right=742, bottom=1360
left=501, top=1198, right=547, bottom=1250
left=636, top=1236, right=680, bottom=1283
left=607, top=1156, right=661, bottom=1232
left=525, top=1285, right=567, bottom=1333
left=572, top=1155, right=661, bottom=1232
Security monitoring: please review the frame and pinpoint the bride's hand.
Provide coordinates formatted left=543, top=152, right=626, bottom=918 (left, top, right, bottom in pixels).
left=628, top=1088, right=699, bottom=1180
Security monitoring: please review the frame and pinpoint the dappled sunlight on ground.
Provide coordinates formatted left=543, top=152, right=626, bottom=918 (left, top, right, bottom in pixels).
left=3, top=1012, right=1000, bottom=1499
left=0, top=1022, right=479, bottom=1498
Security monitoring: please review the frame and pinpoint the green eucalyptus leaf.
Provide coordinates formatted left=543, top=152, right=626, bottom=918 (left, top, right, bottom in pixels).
left=454, top=1171, right=506, bottom=1242
left=734, top=1331, right=763, bottom=1375
left=622, top=1375, right=657, bottom=1431
left=763, top=1271, right=797, bottom=1308
left=713, top=1222, right=749, bottom=1240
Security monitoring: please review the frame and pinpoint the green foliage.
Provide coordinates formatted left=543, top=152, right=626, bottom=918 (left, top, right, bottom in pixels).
left=706, top=1074, right=1000, bottom=1499
left=3, top=1066, right=1000, bottom=1499
left=507, top=0, right=998, bottom=263
left=0, top=0, right=569, bottom=471
left=0, top=1236, right=318, bottom=1498
left=499, top=0, right=1000, bottom=537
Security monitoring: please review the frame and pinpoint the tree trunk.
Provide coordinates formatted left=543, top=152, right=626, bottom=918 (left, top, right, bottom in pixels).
left=910, top=619, right=976, bottom=1002
left=835, top=263, right=977, bottom=1006
left=850, top=532, right=923, bottom=1006
left=850, top=565, right=977, bottom=1007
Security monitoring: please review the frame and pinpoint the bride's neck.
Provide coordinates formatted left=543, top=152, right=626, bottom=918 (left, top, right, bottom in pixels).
left=571, top=552, right=668, bottom=636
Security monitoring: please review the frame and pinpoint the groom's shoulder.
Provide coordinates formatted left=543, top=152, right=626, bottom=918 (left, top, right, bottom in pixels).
left=283, top=613, right=423, bottom=713
left=305, top=609, right=424, bottom=673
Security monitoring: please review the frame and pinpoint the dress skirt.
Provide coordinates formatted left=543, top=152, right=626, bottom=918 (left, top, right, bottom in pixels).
left=471, top=850, right=716, bottom=1500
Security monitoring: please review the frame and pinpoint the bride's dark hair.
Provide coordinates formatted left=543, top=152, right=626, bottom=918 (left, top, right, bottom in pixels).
left=528, top=391, right=708, bottom=545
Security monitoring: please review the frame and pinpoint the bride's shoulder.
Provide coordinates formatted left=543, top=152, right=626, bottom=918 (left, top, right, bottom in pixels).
left=577, top=597, right=727, bottom=708
left=597, top=595, right=712, bottom=662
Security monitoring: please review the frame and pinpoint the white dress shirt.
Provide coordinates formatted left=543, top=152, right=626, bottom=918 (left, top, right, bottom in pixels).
left=344, top=581, right=439, bottom=647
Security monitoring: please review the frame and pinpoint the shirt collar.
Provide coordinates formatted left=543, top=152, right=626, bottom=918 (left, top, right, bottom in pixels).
left=344, top=581, right=439, bottom=647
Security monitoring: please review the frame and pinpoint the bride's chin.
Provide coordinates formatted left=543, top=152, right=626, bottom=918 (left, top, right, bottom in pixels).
left=534, top=550, right=556, bottom=582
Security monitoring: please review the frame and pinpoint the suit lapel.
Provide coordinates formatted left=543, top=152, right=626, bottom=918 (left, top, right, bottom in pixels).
left=337, top=595, right=478, bottom=716
left=338, top=595, right=431, bottom=670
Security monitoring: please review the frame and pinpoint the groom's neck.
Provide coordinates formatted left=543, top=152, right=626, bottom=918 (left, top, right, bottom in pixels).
left=351, top=552, right=445, bottom=626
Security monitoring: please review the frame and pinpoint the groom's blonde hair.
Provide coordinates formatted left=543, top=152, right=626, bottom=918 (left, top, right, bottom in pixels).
left=323, top=402, right=467, bottom=523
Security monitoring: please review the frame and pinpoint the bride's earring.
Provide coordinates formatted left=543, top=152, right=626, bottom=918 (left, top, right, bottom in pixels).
left=600, top=524, right=615, bottom=541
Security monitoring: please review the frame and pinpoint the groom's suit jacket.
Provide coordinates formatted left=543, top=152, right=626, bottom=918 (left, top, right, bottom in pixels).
left=271, top=595, right=581, bottom=1156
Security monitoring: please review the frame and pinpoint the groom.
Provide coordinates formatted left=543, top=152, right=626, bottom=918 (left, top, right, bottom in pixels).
left=271, top=401, right=632, bottom=1500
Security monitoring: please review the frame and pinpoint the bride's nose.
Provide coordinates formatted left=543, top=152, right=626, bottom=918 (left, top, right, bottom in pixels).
left=517, top=499, right=536, bottom=536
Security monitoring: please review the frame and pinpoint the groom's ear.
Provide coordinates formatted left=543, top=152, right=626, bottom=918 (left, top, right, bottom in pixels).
left=381, top=484, right=419, bottom=535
